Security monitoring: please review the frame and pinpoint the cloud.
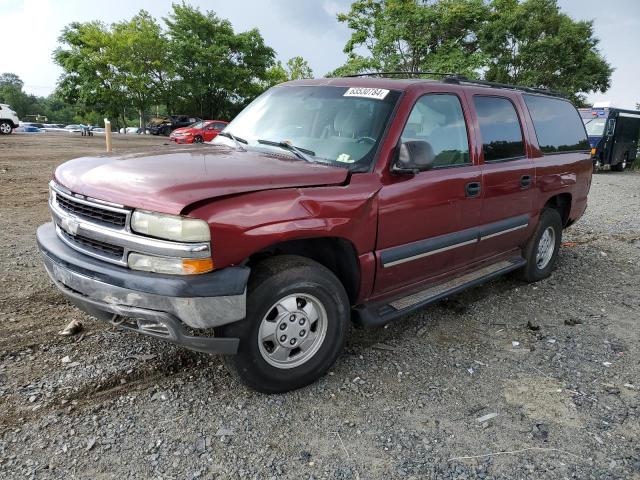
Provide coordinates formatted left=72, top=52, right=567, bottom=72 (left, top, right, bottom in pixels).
left=267, top=0, right=351, bottom=34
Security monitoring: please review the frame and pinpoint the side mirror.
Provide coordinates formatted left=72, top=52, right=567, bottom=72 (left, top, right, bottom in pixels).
left=392, top=140, right=435, bottom=174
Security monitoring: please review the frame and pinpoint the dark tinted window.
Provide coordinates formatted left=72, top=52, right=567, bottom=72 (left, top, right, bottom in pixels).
left=401, top=94, right=470, bottom=168
left=523, top=95, right=590, bottom=153
left=474, top=96, right=525, bottom=162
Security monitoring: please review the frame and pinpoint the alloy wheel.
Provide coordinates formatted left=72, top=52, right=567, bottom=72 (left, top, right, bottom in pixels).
left=536, top=226, right=556, bottom=269
left=257, top=293, right=328, bottom=369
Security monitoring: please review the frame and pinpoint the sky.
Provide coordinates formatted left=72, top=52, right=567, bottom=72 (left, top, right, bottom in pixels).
left=0, top=0, right=638, bottom=108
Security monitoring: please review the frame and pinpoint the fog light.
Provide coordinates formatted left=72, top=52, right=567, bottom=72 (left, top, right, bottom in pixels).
left=128, top=253, right=213, bottom=275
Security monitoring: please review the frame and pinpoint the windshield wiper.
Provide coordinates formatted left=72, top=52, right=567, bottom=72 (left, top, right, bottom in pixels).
left=218, top=131, right=247, bottom=150
left=257, top=139, right=315, bottom=162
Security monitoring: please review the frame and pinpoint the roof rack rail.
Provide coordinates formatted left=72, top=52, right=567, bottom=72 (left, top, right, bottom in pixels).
left=342, top=71, right=564, bottom=98
left=343, top=71, right=457, bottom=78
left=445, top=75, right=564, bottom=98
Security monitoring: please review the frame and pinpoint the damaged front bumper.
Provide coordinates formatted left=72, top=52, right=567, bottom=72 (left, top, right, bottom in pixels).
left=37, top=222, right=248, bottom=354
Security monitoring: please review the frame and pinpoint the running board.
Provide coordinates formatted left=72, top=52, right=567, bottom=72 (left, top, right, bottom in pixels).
left=353, top=256, right=526, bottom=328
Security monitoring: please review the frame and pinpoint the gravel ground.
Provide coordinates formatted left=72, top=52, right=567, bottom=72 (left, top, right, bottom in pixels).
left=0, top=133, right=639, bottom=479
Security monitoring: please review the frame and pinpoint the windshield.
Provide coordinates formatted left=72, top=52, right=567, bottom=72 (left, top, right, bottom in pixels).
left=583, top=118, right=606, bottom=136
left=212, top=85, right=401, bottom=169
left=189, top=121, right=205, bottom=129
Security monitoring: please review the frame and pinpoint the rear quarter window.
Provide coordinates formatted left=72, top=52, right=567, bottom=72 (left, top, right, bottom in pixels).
left=523, top=95, right=590, bottom=153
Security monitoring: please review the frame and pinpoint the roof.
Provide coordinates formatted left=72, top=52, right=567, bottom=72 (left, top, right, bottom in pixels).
left=281, top=75, right=563, bottom=98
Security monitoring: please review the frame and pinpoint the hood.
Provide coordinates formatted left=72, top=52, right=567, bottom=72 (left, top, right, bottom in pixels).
left=54, top=146, right=349, bottom=215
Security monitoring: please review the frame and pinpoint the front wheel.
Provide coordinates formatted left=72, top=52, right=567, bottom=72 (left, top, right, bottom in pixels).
left=520, top=208, right=563, bottom=283
left=0, top=121, right=12, bottom=135
left=217, top=255, right=350, bottom=393
left=193, top=135, right=203, bottom=143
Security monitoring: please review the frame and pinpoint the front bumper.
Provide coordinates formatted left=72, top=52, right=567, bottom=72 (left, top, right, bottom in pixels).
left=37, top=222, right=249, bottom=354
left=169, top=136, right=193, bottom=144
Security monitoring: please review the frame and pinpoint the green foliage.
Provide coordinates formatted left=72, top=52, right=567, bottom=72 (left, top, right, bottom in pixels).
left=481, top=0, right=612, bottom=103
left=333, top=0, right=612, bottom=102
left=331, top=0, right=489, bottom=78
left=285, top=57, right=314, bottom=80
left=267, top=56, right=315, bottom=85
left=163, top=3, right=277, bottom=119
left=52, top=4, right=309, bottom=123
left=1, top=73, right=74, bottom=124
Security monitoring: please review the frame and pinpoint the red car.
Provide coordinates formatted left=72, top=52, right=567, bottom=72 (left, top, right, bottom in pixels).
left=38, top=77, right=592, bottom=393
left=169, top=120, right=228, bottom=144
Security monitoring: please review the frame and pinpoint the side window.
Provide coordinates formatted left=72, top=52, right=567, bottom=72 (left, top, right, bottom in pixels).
left=213, top=122, right=226, bottom=130
left=523, top=94, right=589, bottom=153
left=401, top=94, right=470, bottom=168
left=473, top=96, right=525, bottom=162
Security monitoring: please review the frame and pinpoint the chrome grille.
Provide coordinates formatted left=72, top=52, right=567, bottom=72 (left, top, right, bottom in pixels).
left=49, top=181, right=211, bottom=267
left=55, top=191, right=127, bottom=227
left=59, top=228, right=124, bottom=260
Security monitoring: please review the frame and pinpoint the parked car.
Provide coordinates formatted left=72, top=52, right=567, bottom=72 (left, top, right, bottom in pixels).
left=0, top=104, right=20, bottom=134
left=579, top=105, right=640, bottom=171
left=169, top=120, right=228, bottom=144
left=119, top=127, right=143, bottom=134
left=148, top=115, right=202, bottom=136
left=15, top=124, right=43, bottom=133
left=64, top=124, right=84, bottom=133
left=37, top=76, right=592, bottom=393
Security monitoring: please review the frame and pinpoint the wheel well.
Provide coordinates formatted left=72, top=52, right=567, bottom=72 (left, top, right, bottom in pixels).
left=247, top=238, right=360, bottom=304
left=544, top=193, right=572, bottom=226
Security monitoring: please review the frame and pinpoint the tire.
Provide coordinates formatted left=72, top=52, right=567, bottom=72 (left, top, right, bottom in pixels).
left=0, top=121, right=12, bottom=135
left=520, top=208, right=563, bottom=283
left=193, top=135, right=203, bottom=143
left=216, top=255, right=350, bottom=393
left=612, top=155, right=627, bottom=172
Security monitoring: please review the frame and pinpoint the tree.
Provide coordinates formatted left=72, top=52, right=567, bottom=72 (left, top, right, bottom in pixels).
left=481, top=0, right=612, bottom=103
left=266, top=56, right=314, bottom=86
left=286, top=56, right=314, bottom=80
left=110, top=11, right=168, bottom=127
left=164, top=3, right=277, bottom=119
left=330, top=0, right=489, bottom=77
left=331, top=0, right=612, bottom=103
left=54, top=21, right=130, bottom=126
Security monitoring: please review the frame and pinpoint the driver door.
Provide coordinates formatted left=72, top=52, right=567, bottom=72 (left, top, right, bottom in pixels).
left=374, top=92, right=483, bottom=296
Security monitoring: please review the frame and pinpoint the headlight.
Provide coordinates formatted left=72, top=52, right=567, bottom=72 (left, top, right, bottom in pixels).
left=128, top=253, right=213, bottom=275
left=131, top=210, right=210, bottom=242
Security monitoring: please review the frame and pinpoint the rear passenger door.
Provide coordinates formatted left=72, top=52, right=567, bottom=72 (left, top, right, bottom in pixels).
left=471, top=95, right=535, bottom=261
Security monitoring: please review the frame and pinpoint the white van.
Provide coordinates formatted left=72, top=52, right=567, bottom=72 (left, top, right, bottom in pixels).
left=0, top=104, right=20, bottom=134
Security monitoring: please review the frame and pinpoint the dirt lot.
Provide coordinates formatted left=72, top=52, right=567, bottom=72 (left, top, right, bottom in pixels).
left=0, top=132, right=639, bottom=479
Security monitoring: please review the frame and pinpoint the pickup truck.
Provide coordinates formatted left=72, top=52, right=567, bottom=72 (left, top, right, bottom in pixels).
left=37, top=77, right=592, bottom=393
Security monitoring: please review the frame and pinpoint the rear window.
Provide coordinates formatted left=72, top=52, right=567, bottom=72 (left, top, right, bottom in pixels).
left=473, top=96, right=525, bottom=162
left=523, top=95, right=590, bottom=153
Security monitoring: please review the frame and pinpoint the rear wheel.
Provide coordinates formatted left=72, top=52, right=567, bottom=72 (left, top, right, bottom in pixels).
left=0, top=121, right=12, bottom=135
left=520, top=208, right=563, bottom=283
left=612, top=155, right=627, bottom=172
left=216, top=255, right=350, bottom=393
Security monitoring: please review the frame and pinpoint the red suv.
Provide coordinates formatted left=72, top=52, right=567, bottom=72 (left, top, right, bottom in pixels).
left=169, top=120, right=228, bottom=144
left=37, top=76, right=592, bottom=393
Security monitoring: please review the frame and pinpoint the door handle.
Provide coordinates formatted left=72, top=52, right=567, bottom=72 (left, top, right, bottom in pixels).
left=465, top=182, right=481, bottom=197
left=520, top=175, right=532, bottom=188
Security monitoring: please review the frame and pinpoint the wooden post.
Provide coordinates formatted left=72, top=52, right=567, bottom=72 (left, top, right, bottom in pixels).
left=104, top=118, right=112, bottom=153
